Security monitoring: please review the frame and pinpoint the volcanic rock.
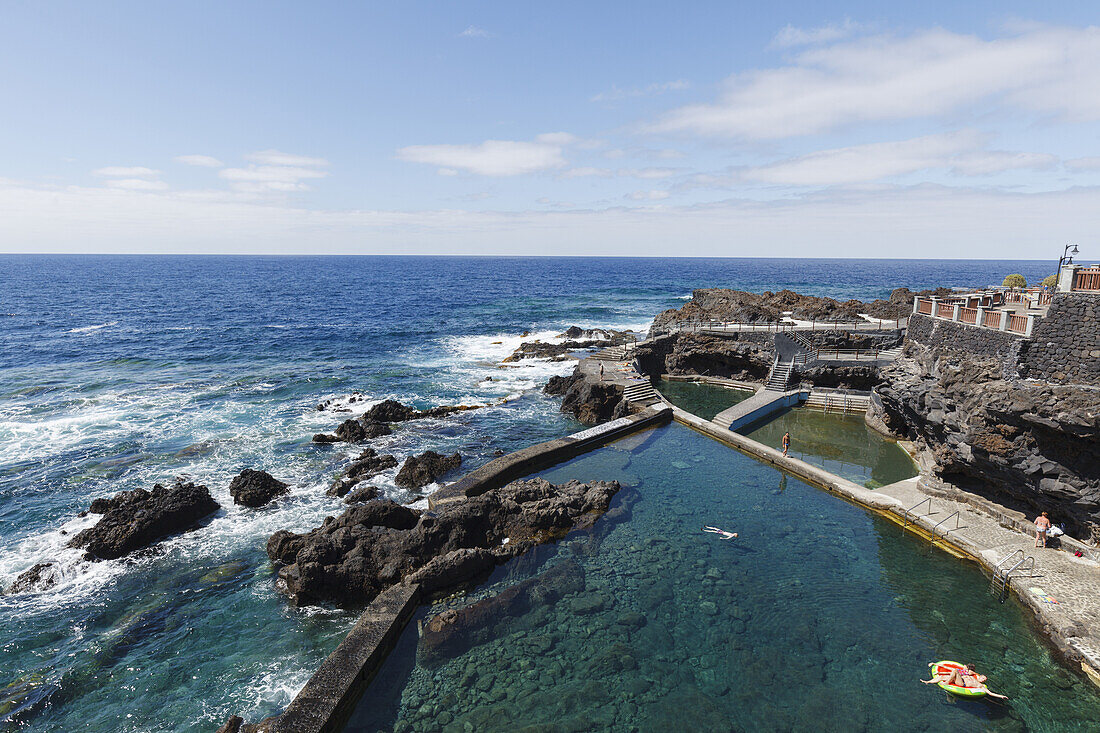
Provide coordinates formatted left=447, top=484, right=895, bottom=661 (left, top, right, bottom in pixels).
left=544, top=366, right=631, bottom=426
left=69, top=480, right=220, bottom=561
left=871, top=343, right=1100, bottom=540
left=395, top=451, right=462, bottom=489
left=327, top=448, right=399, bottom=497
left=417, top=559, right=586, bottom=667
left=343, top=484, right=380, bottom=504
left=229, top=469, right=289, bottom=508
left=363, top=400, right=479, bottom=423
left=266, top=477, right=620, bottom=607
left=335, top=418, right=392, bottom=443
left=5, top=562, right=60, bottom=595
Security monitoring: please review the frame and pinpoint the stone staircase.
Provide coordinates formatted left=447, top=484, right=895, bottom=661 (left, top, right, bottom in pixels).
left=592, top=345, right=630, bottom=361
left=622, top=380, right=659, bottom=405
left=765, top=359, right=794, bottom=392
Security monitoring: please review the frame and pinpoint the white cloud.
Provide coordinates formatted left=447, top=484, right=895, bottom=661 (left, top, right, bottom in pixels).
left=627, top=190, right=670, bottom=201
left=716, top=132, right=1059, bottom=186
left=591, top=80, right=690, bottom=103
left=651, top=25, right=1100, bottom=139
left=459, top=25, right=491, bottom=38
left=217, top=152, right=329, bottom=192
left=93, top=166, right=161, bottom=178
left=3, top=178, right=1100, bottom=258
left=396, top=135, right=574, bottom=176
left=770, top=20, right=865, bottom=49
left=950, top=151, right=1058, bottom=176
left=562, top=166, right=680, bottom=180
left=175, top=154, right=224, bottom=168
left=244, top=149, right=329, bottom=167
left=1066, top=156, right=1100, bottom=171
left=218, top=164, right=328, bottom=192
left=104, top=178, right=170, bottom=191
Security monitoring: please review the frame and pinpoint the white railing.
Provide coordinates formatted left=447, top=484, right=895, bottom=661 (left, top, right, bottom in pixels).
left=661, top=317, right=908, bottom=335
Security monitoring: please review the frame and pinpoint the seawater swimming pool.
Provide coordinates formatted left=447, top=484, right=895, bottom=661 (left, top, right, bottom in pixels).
left=346, top=423, right=1100, bottom=732
left=657, top=378, right=917, bottom=488
left=657, top=379, right=753, bottom=422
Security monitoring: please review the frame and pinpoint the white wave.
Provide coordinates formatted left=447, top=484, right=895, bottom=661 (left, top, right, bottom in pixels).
left=67, top=321, right=118, bottom=334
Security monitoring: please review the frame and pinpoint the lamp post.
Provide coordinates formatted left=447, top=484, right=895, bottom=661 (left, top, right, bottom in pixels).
left=1057, top=243, right=1080, bottom=274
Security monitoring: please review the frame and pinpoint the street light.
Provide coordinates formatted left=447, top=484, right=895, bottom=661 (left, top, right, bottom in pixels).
left=1057, top=243, right=1080, bottom=277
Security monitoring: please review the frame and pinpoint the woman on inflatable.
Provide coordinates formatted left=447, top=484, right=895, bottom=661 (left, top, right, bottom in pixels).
left=922, top=662, right=1008, bottom=699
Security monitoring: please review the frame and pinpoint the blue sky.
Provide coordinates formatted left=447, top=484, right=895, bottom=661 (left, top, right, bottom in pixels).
left=2, top=1, right=1100, bottom=257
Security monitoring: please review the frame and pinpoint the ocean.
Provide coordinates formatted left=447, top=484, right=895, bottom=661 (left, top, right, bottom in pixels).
left=0, top=255, right=1058, bottom=730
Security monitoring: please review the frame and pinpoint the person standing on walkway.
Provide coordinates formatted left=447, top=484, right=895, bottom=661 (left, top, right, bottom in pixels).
left=782, top=431, right=791, bottom=457
left=1035, top=511, right=1052, bottom=548
left=599, top=363, right=604, bottom=382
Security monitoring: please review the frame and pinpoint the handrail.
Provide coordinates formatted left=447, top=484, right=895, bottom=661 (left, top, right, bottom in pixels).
left=928, top=510, right=965, bottom=549
left=902, top=497, right=933, bottom=530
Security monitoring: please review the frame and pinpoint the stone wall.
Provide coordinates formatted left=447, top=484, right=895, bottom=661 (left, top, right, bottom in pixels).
left=906, top=313, right=1026, bottom=361
left=1019, top=293, right=1100, bottom=386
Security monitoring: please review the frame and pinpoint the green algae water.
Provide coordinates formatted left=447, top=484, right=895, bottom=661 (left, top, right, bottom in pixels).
left=745, top=406, right=917, bottom=488
left=346, top=423, right=1100, bottom=733
left=656, top=379, right=754, bottom=421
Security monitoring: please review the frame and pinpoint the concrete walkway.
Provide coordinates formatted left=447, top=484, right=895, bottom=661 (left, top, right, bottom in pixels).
left=660, top=397, right=1100, bottom=689
left=713, top=387, right=806, bottom=430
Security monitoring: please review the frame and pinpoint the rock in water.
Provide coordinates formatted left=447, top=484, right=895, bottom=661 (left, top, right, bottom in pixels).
left=544, top=366, right=631, bottom=425
left=68, top=481, right=220, bottom=561
left=417, top=559, right=586, bottom=667
left=363, top=399, right=480, bottom=423
left=344, top=484, right=380, bottom=504
left=229, top=469, right=289, bottom=508
left=327, top=448, right=399, bottom=497
left=335, top=418, right=392, bottom=443
left=5, top=562, right=60, bottom=595
left=266, top=477, right=620, bottom=607
left=395, top=451, right=462, bottom=488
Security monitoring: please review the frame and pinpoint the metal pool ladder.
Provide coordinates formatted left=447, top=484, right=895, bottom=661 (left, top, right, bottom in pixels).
left=902, top=497, right=934, bottom=530
left=928, top=510, right=965, bottom=553
left=990, top=549, right=1035, bottom=601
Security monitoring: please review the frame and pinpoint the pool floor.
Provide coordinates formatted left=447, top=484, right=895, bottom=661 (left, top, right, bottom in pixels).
left=346, top=424, right=1100, bottom=732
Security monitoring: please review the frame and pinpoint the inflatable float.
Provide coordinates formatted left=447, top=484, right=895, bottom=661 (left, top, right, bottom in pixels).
left=931, top=661, right=988, bottom=697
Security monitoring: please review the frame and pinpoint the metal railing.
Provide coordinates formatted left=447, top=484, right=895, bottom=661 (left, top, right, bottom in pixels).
left=990, top=549, right=1036, bottom=601
left=902, top=497, right=934, bottom=530
left=928, top=510, right=965, bottom=551
left=663, top=317, right=908, bottom=335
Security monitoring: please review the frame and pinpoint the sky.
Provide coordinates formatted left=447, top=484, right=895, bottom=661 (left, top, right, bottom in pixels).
left=2, top=1, right=1100, bottom=258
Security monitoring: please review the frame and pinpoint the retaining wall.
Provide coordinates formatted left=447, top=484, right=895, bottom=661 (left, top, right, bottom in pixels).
left=429, top=406, right=672, bottom=508
left=1019, top=293, right=1100, bottom=385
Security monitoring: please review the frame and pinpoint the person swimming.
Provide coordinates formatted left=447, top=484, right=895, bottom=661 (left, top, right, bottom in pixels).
left=702, top=525, right=738, bottom=539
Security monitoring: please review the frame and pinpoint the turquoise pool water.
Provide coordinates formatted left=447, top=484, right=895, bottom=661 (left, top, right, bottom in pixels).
left=346, top=423, right=1100, bottom=732
left=744, top=406, right=918, bottom=488
left=657, top=379, right=753, bottom=421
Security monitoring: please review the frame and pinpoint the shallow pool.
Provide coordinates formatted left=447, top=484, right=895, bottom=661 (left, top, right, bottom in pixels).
left=346, top=423, right=1100, bottom=732
left=745, top=406, right=918, bottom=488
left=656, top=379, right=753, bottom=421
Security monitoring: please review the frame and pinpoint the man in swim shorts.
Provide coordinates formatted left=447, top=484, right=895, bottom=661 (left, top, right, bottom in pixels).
left=702, top=525, right=738, bottom=539
left=781, top=432, right=791, bottom=457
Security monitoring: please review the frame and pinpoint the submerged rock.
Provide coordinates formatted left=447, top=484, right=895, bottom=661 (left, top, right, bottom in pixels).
left=417, top=559, right=586, bottom=666
left=69, top=480, right=220, bottom=561
left=266, top=477, right=620, bottom=607
left=229, top=469, right=289, bottom=508
left=395, top=450, right=462, bottom=489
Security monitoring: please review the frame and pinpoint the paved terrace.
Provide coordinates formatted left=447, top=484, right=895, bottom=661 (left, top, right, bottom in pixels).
left=660, top=397, right=1100, bottom=689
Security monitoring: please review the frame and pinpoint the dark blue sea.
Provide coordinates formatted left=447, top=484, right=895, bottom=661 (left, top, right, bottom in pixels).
left=0, top=256, right=1071, bottom=731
